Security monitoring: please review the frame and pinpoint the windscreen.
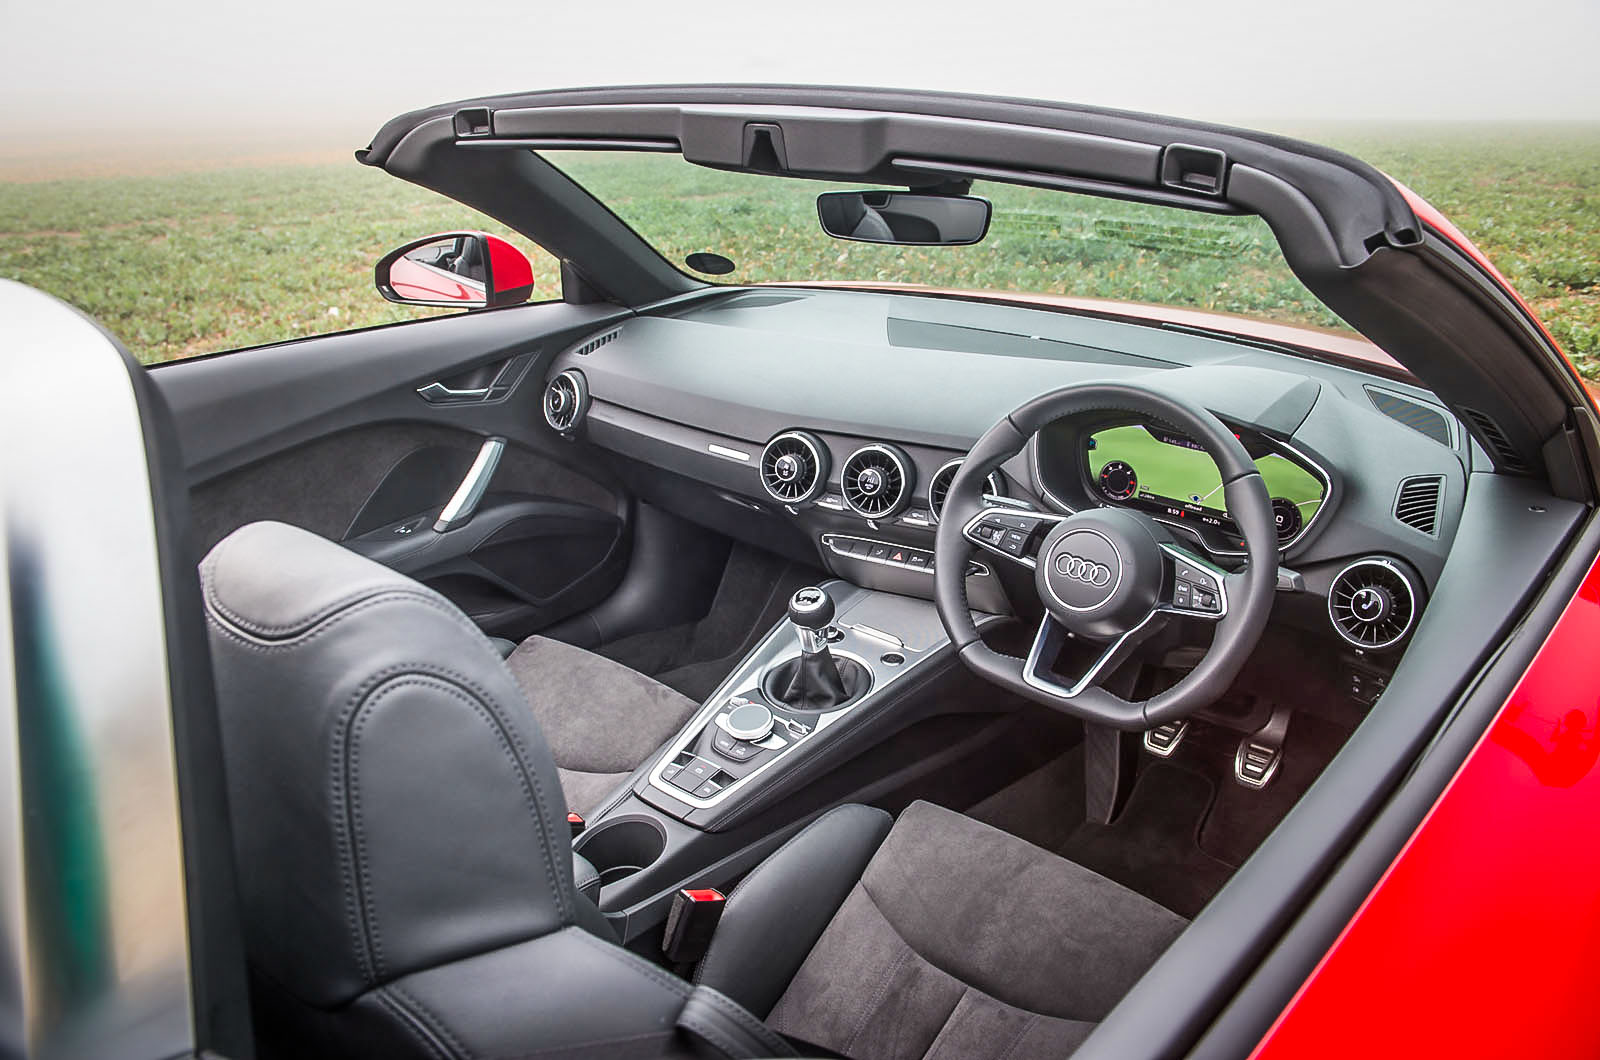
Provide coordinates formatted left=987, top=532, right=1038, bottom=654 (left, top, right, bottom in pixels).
left=542, top=150, right=1357, bottom=336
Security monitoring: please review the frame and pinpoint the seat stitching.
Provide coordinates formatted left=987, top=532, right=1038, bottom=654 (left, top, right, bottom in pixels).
left=677, top=1009, right=747, bottom=1059
left=205, top=590, right=497, bottom=654
left=338, top=673, right=572, bottom=979
left=918, top=985, right=971, bottom=1060
left=994, top=1010, right=1039, bottom=1060
left=372, top=987, right=458, bottom=1060
left=568, top=926, right=694, bottom=1001
left=389, top=983, right=474, bottom=1060
left=844, top=938, right=912, bottom=1056
left=690, top=986, right=793, bottom=1052
left=346, top=698, right=386, bottom=978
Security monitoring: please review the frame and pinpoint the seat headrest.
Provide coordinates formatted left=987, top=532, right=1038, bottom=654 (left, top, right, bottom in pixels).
left=202, top=521, right=583, bottom=1007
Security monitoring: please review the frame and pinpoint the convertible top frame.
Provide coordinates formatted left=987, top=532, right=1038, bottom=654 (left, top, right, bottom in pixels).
left=359, top=85, right=1596, bottom=499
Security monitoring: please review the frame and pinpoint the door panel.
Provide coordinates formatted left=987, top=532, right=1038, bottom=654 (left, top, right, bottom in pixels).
left=153, top=301, right=634, bottom=639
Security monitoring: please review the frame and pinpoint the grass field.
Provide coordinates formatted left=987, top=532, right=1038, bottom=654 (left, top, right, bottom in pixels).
left=1, top=126, right=1596, bottom=378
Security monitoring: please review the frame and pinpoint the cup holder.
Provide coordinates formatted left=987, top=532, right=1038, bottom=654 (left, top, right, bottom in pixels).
left=575, top=815, right=667, bottom=888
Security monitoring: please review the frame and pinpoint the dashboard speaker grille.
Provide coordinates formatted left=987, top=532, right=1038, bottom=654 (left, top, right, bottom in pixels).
left=1364, top=387, right=1452, bottom=447
left=1329, top=559, right=1417, bottom=650
left=759, top=431, right=828, bottom=504
left=929, top=459, right=1005, bottom=521
left=841, top=444, right=912, bottom=519
left=1394, top=476, right=1443, bottom=535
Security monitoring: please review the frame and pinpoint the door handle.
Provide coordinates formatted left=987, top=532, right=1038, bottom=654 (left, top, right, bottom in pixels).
left=416, top=381, right=491, bottom=404
left=434, top=437, right=505, bottom=532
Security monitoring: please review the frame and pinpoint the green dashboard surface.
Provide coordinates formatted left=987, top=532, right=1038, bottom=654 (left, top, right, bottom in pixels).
left=1087, top=425, right=1324, bottom=524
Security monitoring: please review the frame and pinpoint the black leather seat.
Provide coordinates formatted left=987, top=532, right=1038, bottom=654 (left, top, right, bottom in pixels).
left=202, top=522, right=1186, bottom=1060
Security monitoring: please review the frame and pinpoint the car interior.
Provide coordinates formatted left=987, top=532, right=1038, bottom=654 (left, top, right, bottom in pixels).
left=125, top=88, right=1595, bottom=1059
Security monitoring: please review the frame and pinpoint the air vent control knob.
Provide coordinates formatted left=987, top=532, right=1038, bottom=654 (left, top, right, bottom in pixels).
left=1350, top=586, right=1390, bottom=624
left=773, top=452, right=802, bottom=484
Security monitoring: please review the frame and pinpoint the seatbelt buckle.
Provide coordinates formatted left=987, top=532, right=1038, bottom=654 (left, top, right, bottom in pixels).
left=662, top=887, right=725, bottom=964
left=567, top=811, right=585, bottom=839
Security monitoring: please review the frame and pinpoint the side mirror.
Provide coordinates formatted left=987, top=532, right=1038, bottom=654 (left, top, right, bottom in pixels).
left=816, top=191, right=991, bottom=246
left=374, top=232, right=535, bottom=309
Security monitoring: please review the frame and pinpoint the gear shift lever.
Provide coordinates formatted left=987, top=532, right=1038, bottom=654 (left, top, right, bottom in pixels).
left=788, top=586, right=835, bottom=655
left=765, top=586, right=867, bottom=712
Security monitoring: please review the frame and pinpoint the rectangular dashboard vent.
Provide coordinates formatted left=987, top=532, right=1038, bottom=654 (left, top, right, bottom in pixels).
left=1394, top=475, right=1443, bottom=536
left=1364, top=386, right=1453, bottom=447
left=572, top=329, right=620, bottom=356
left=1457, top=406, right=1531, bottom=473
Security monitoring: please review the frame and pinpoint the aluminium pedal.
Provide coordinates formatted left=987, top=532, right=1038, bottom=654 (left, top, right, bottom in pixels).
left=1143, top=720, right=1189, bottom=758
left=1234, top=706, right=1291, bottom=789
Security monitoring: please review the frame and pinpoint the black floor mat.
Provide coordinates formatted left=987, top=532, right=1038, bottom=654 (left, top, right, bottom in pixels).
left=1056, top=762, right=1234, bottom=919
left=1198, top=711, right=1350, bottom=866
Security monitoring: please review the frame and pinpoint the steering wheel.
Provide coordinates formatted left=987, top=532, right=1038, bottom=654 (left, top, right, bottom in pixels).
left=933, top=383, right=1278, bottom=730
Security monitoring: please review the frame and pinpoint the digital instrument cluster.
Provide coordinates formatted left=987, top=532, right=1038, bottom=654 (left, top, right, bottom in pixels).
left=1082, top=423, right=1328, bottom=551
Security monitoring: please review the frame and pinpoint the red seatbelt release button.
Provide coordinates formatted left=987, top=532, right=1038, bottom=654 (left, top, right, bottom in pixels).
left=663, top=887, right=725, bottom=964
left=567, top=811, right=585, bottom=839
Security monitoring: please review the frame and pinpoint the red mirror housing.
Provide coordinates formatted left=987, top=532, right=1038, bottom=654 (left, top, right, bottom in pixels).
left=375, top=232, right=535, bottom=309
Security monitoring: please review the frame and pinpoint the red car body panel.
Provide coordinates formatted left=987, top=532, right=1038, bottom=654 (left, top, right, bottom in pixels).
left=486, top=233, right=534, bottom=298
left=1252, top=549, right=1600, bottom=1059
left=388, top=255, right=485, bottom=304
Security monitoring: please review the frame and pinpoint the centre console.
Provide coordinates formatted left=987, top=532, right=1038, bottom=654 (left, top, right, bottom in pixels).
left=638, top=581, right=976, bottom=827
left=574, top=580, right=1002, bottom=941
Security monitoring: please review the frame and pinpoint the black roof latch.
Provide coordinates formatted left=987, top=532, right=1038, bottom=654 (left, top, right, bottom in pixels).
left=742, top=123, right=789, bottom=172
left=1160, top=144, right=1228, bottom=197
left=454, top=108, right=493, bottom=138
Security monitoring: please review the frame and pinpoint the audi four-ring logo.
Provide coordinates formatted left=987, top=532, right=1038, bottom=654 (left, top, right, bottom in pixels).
left=1054, top=552, right=1113, bottom=587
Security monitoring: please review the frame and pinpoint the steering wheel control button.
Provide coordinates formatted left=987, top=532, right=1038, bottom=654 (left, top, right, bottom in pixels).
left=724, top=701, right=775, bottom=742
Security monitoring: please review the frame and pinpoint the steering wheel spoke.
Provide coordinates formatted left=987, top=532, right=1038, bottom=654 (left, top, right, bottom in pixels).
left=1022, top=612, right=1165, bottom=699
left=961, top=505, right=1066, bottom=569
left=1156, top=542, right=1230, bottom=622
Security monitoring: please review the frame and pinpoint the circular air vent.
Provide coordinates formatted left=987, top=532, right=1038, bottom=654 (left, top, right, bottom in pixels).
left=928, top=459, right=1005, bottom=522
left=841, top=444, right=913, bottom=520
left=543, top=370, right=588, bottom=433
left=1328, top=559, right=1418, bottom=650
left=760, top=431, right=828, bottom=505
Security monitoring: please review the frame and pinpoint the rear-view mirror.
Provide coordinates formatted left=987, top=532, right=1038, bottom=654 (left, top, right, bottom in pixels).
left=816, top=191, right=991, bottom=246
left=374, top=231, right=535, bottom=309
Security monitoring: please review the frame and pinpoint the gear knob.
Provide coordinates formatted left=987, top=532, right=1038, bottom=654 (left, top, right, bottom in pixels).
left=788, top=586, right=834, bottom=655
left=788, top=586, right=835, bottom=630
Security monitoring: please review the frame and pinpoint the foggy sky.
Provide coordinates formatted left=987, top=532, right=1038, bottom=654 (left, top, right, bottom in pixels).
left=2, top=0, right=1596, bottom=163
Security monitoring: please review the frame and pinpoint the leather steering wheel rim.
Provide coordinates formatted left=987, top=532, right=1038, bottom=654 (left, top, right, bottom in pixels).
left=933, top=382, right=1278, bottom=730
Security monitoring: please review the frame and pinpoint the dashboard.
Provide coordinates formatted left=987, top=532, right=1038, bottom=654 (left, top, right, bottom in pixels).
left=538, top=286, right=1471, bottom=660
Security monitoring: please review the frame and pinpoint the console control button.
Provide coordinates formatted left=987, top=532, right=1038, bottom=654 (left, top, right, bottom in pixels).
left=692, top=780, right=722, bottom=799
left=713, top=729, right=760, bottom=762
left=671, top=757, right=719, bottom=793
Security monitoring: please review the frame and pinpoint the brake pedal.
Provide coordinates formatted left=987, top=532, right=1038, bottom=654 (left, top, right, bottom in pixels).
left=1234, top=707, right=1290, bottom=789
left=1143, top=720, right=1188, bottom=758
